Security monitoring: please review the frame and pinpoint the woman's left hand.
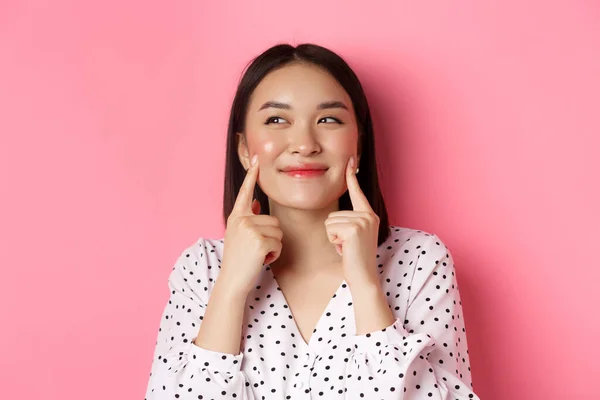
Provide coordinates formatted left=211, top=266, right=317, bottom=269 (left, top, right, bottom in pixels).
left=324, top=156, right=380, bottom=288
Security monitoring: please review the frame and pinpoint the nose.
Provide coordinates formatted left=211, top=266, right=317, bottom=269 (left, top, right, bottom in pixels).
left=287, top=124, right=321, bottom=156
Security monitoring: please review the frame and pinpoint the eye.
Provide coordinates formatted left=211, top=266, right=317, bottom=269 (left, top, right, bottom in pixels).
left=264, top=116, right=288, bottom=125
left=318, top=116, right=343, bottom=124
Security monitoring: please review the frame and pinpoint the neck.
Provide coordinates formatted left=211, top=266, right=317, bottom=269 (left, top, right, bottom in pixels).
left=267, top=199, right=342, bottom=275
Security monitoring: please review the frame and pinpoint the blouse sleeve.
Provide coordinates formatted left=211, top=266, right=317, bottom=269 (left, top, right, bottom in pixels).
left=345, top=234, right=480, bottom=399
left=144, top=239, right=255, bottom=400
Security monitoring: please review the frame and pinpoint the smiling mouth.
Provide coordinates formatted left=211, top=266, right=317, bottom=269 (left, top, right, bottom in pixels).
left=280, top=169, right=328, bottom=178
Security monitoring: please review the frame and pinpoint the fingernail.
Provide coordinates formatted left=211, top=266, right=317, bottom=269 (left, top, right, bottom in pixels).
left=251, top=154, right=258, bottom=166
left=349, top=156, right=355, bottom=168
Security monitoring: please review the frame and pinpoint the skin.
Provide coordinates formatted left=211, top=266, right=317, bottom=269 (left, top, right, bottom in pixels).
left=237, top=62, right=394, bottom=333
left=237, top=62, right=361, bottom=275
left=195, top=62, right=394, bottom=355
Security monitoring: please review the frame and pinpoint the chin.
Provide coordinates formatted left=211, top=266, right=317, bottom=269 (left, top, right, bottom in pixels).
left=261, top=177, right=347, bottom=210
left=268, top=192, right=340, bottom=211
left=289, top=201, right=335, bottom=211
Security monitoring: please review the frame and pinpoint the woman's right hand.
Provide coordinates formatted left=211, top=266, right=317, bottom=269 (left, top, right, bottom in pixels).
left=220, top=155, right=283, bottom=296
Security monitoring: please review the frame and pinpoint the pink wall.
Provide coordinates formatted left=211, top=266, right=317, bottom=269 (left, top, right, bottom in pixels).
left=1, top=1, right=598, bottom=399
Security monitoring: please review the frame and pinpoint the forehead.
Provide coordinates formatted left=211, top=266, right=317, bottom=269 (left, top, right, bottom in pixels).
left=249, top=62, right=352, bottom=110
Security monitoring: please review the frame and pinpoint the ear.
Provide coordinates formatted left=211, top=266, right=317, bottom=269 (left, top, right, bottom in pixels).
left=237, top=133, right=251, bottom=170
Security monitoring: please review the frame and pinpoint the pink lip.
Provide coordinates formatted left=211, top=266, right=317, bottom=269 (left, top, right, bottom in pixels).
left=282, top=169, right=327, bottom=178
left=280, top=163, right=328, bottom=172
left=280, top=163, right=328, bottom=178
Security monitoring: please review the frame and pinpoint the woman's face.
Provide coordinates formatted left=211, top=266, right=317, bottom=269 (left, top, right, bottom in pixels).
left=238, top=62, right=360, bottom=211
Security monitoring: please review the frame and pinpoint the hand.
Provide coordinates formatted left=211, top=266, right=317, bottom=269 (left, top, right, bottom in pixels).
left=220, top=155, right=283, bottom=295
left=324, top=156, right=380, bottom=288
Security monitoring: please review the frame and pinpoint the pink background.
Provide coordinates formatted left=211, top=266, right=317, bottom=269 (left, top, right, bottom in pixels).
left=1, top=1, right=599, bottom=399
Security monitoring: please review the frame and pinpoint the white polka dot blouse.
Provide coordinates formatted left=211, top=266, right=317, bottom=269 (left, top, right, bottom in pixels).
left=145, top=226, right=480, bottom=399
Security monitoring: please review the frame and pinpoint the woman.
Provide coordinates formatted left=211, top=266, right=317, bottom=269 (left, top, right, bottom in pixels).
left=145, top=43, right=480, bottom=399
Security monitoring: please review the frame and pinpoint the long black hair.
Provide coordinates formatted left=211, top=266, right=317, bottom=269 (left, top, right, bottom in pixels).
left=223, top=43, right=390, bottom=246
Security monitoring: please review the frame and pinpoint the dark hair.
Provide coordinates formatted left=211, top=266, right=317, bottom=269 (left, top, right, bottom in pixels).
left=223, top=43, right=390, bottom=246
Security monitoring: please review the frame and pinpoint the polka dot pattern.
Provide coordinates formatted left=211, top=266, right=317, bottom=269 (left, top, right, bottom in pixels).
left=145, top=226, right=480, bottom=399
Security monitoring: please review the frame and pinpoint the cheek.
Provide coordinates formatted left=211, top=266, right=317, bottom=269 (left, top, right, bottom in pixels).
left=252, top=138, right=281, bottom=161
left=262, top=141, right=275, bottom=154
left=325, top=130, right=359, bottom=156
left=244, top=132, right=275, bottom=155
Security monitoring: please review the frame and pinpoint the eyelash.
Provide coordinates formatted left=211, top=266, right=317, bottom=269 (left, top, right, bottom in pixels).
left=264, top=116, right=343, bottom=125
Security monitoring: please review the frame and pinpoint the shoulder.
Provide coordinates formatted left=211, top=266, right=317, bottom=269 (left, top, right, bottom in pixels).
left=167, top=235, right=226, bottom=301
left=378, top=225, right=442, bottom=259
left=377, top=225, right=453, bottom=278
left=377, top=225, right=457, bottom=309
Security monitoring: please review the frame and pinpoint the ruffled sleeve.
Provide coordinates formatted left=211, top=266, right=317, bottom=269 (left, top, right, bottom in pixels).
left=144, top=239, right=255, bottom=400
left=345, top=234, right=480, bottom=399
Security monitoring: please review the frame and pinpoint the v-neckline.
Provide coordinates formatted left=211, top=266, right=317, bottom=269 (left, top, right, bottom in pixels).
left=266, top=264, right=347, bottom=349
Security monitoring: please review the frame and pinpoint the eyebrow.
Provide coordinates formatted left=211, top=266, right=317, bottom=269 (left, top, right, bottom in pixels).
left=257, top=100, right=349, bottom=111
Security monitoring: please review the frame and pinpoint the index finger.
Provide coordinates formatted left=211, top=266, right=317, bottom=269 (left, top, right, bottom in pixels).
left=232, top=156, right=259, bottom=214
left=346, top=156, right=371, bottom=212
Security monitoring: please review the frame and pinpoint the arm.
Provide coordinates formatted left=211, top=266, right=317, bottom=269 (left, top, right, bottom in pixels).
left=194, top=274, right=248, bottom=355
left=144, top=239, right=255, bottom=400
left=346, top=234, right=480, bottom=399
